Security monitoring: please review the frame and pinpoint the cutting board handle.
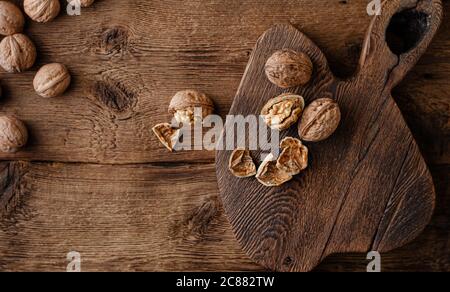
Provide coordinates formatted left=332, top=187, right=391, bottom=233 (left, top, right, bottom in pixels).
left=357, top=0, right=442, bottom=90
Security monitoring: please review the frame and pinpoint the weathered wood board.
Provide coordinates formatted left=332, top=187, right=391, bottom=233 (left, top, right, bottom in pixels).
left=216, top=0, right=443, bottom=272
left=0, top=162, right=448, bottom=272
left=0, top=0, right=448, bottom=271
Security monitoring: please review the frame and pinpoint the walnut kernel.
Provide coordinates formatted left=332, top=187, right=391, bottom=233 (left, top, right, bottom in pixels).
left=229, top=148, right=256, bottom=178
left=168, top=90, right=214, bottom=125
left=261, top=93, right=304, bottom=131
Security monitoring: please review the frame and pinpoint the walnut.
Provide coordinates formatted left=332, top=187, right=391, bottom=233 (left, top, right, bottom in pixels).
left=0, top=1, right=25, bottom=36
left=261, top=93, right=304, bottom=131
left=256, top=153, right=292, bottom=187
left=24, top=0, right=60, bottom=23
left=265, top=49, right=313, bottom=88
left=33, top=63, right=71, bottom=98
left=152, top=123, right=180, bottom=152
left=0, top=116, right=28, bottom=153
left=229, top=148, right=256, bottom=178
left=0, top=33, right=37, bottom=73
left=168, top=90, right=215, bottom=125
left=276, top=137, right=308, bottom=175
left=298, top=98, right=341, bottom=142
left=79, top=0, right=95, bottom=7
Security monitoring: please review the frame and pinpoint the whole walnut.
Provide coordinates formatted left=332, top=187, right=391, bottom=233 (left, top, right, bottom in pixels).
left=0, top=116, right=28, bottom=153
left=0, top=1, right=25, bottom=36
left=0, top=33, right=37, bottom=73
left=79, top=0, right=95, bottom=7
left=298, top=98, right=341, bottom=142
left=33, top=63, right=71, bottom=98
left=24, top=0, right=60, bottom=23
left=265, top=49, right=313, bottom=88
left=168, top=90, right=215, bottom=125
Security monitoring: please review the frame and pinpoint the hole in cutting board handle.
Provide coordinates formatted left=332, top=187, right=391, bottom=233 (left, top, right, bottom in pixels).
left=386, top=8, right=430, bottom=56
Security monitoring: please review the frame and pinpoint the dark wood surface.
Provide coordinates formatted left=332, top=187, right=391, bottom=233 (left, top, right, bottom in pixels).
left=0, top=0, right=448, bottom=272
left=216, top=0, right=442, bottom=272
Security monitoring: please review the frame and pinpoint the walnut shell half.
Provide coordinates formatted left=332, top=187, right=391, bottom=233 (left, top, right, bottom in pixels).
left=168, top=90, right=215, bottom=125
left=0, top=33, right=37, bottom=73
left=265, top=49, right=313, bottom=88
left=33, top=63, right=71, bottom=98
left=256, top=153, right=292, bottom=187
left=298, top=98, right=341, bottom=142
left=0, top=1, right=25, bottom=36
left=261, top=93, right=305, bottom=131
left=24, top=0, right=60, bottom=23
left=0, top=115, right=28, bottom=153
left=276, top=137, right=308, bottom=175
left=152, top=123, right=180, bottom=152
left=79, top=0, right=95, bottom=7
left=229, top=148, right=256, bottom=178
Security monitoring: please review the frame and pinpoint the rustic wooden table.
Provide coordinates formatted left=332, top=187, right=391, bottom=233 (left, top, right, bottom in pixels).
left=0, top=0, right=448, bottom=272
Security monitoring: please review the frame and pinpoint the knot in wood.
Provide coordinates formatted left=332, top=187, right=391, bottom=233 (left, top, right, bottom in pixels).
left=92, top=80, right=136, bottom=112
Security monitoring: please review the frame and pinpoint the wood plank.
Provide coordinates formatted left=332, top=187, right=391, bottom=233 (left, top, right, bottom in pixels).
left=0, top=162, right=447, bottom=271
left=0, top=0, right=446, bottom=164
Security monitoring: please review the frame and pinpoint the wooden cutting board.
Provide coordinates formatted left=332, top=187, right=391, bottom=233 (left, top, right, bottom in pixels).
left=216, top=0, right=443, bottom=272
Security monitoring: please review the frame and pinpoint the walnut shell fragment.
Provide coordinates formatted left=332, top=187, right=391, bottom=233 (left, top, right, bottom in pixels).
left=168, top=90, right=214, bottom=125
left=79, top=0, right=95, bottom=7
left=265, top=49, right=313, bottom=88
left=229, top=148, right=256, bottom=178
left=276, top=137, right=308, bottom=175
left=152, top=123, right=180, bottom=152
left=261, top=93, right=305, bottom=131
left=256, top=153, right=292, bottom=187
left=298, top=98, right=341, bottom=142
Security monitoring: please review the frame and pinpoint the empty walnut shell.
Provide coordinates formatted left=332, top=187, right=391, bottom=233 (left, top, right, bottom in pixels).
left=152, top=123, right=180, bottom=152
left=80, top=0, right=95, bottom=7
left=276, top=137, right=308, bottom=175
left=265, top=49, right=313, bottom=88
left=256, top=153, right=292, bottom=187
left=24, top=0, right=60, bottom=23
left=168, top=90, right=215, bottom=125
left=298, top=98, right=341, bottom=142
left=0, top=116, right=28, bottom=153
left=261, top=93, right=305, bottom=131
left=229, top=148, right=256, bottom=178
left=33, top=63, right=71, bottom=98
left=0, top=33, right=37, bottom=73
left=0, top=1, right=25, bottom=36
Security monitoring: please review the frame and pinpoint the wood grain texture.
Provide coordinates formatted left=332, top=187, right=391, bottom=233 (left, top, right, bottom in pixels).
left=0, top=161, right=447, bottom=272
left=0, top=0, right=448, bottom=272
left=0, top=0, right=446, bottom=164
left=216, top=0, right=443, bottom=272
